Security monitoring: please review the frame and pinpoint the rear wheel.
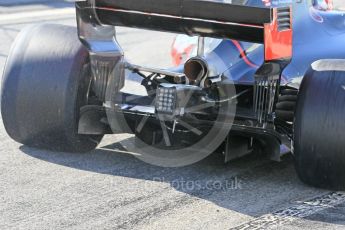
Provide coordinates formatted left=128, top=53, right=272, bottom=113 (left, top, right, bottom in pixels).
left=276, top=88, right=298, bottom=122
left=294, top=59, right=345, bottom=190
left=1, top=24, right=103, bottom=152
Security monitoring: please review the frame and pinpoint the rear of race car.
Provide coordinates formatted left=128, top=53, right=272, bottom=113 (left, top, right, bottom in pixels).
left=74, top=0, right=293, bottom=164
left=6, top=0, right=345, bottom=189
left=1, top=0, right=293, bottom=164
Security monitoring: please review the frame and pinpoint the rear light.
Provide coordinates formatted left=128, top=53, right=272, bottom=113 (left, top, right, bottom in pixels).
left=156, top=87, right=177, bottom=115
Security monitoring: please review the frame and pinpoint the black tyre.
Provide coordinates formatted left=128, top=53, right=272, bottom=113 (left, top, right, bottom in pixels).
left=276, top=89, right=298, bottom=122
left=294, top=59, right=345, bottom=190
left=1, top=24, right=103, bottom=152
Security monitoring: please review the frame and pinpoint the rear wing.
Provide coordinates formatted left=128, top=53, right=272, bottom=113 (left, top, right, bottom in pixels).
left=76, top=0, right=292, bottom=61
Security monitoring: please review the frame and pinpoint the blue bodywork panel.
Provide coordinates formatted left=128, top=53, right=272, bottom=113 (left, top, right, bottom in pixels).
left=184, top=0, right=345, bottom=85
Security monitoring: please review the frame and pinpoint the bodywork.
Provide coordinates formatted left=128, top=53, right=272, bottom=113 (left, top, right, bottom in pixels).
left=171, top=0, right=345, bottom=85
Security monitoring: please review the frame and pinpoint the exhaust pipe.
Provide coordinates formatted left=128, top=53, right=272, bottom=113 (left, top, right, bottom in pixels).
left=184, top=57, right=208, bottom=82
left=184, top=56, right=223, bottom=87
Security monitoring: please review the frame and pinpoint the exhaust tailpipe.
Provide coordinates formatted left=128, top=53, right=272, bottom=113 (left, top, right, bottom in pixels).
left=184, top=57, right=208, bottom=82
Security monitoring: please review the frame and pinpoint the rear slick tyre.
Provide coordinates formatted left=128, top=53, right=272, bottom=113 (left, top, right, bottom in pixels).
left=294, top=59, right=345, bottom=190
left=1, top=24, right=103, bottom=152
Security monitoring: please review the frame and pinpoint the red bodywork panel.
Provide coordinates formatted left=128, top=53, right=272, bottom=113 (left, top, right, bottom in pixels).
left=264, top=7, right=293, bottom=61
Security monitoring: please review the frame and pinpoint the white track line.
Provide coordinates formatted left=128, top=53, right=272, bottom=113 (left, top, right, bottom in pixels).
left=0, top=8, right=75, bottom=25
left=230, top=192, right=345, bottom=230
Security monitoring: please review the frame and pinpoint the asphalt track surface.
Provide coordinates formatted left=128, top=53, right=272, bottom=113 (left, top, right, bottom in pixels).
left=0, top=3, right=345, bottom=230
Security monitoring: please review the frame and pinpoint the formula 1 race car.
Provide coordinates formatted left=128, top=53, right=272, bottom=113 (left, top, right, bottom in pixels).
left=2, top=0, right=345, bottom=189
